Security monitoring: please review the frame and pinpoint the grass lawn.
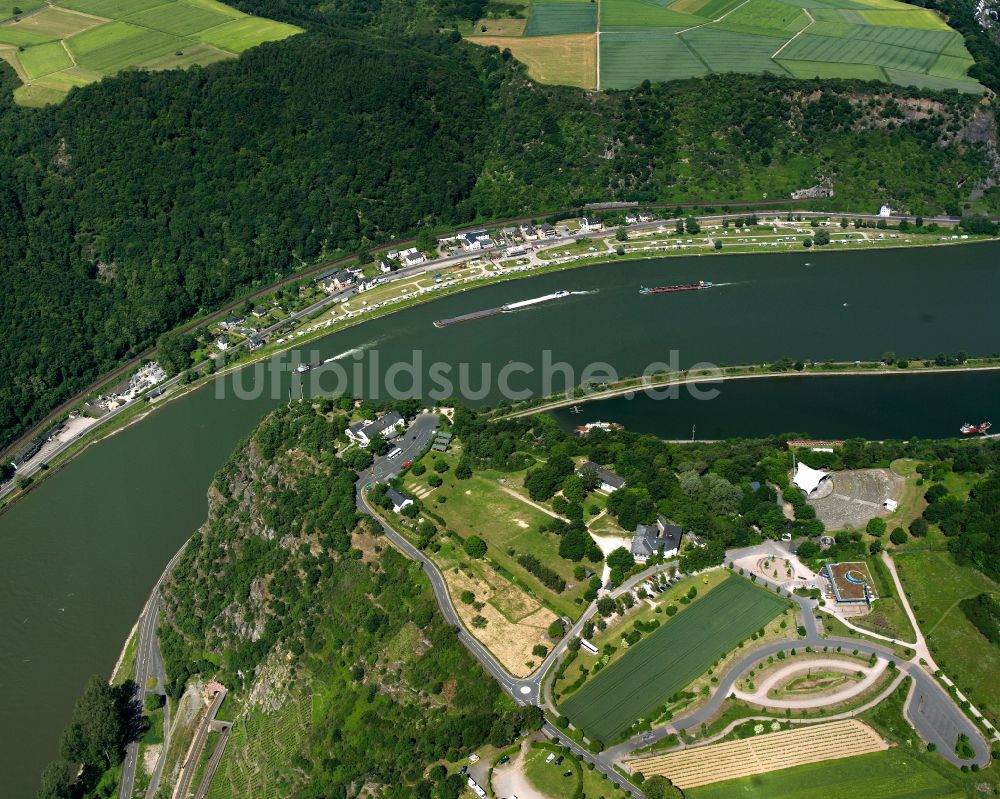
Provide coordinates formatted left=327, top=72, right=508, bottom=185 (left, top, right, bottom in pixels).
left=556, top=569, right=733, bottom=699
left=894, top=543, right=1000, bottom=722
left=686, top=748, right=963, bottom=798
left=524, top=743, right=582, bottom=796
left=404, top=453, right=591, bottom=619
left=561, top=575, right=788, bottom=742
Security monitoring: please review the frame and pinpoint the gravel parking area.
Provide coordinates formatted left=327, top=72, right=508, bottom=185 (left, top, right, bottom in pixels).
left=809, top=468, right=902, bottom=530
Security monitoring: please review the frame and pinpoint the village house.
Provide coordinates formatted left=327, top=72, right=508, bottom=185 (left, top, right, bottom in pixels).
left=579, top=216, right=604, bottom=233
left=631, top=516, right=683, bottom=563
left=386, top=488, right=413, bottom=513
left=578, top=461, right=625, bottom=492
left=458, top=230, right=493, bottom=251
left=346, top=411, right=404, bottom=446
left=315, top=268, right=356, bottom=293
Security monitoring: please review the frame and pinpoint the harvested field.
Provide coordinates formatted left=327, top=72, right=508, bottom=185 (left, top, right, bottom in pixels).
left=468, top=33, right=595, bottom=88
left=445, top=564, right=556, bottom=677
left=2, top=7, right=103, bottom=38
left=626, top=719, right=887, bottom=788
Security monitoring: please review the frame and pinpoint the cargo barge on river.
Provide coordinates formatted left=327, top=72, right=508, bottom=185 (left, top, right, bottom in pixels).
left=639, top=281, right=713, bottom=294
left=434, top=290, right=570, bottom=328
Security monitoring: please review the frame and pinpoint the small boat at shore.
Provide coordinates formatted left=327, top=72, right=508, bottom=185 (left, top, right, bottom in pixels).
left=640, top=281, right=713, bottom=294
left=960, top=421, right=992, bottom=435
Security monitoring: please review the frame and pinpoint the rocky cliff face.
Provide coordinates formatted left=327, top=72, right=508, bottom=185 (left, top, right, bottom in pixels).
left=155, top=402, right=525, bottom=799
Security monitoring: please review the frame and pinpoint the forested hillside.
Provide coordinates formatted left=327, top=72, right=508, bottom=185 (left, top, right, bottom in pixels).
left=1, top=0, right=999, bottom=453
left=39, top=401, right=541, bottom=797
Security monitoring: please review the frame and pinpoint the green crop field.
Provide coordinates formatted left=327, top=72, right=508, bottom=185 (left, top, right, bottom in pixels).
left=525, top=1, right=597, bottom=36
left=2, top=0, right=299, bottom=105
left=686, top=748, right=963, bottom=799
left=560, top=575, right=787, bottom=742
left=476, top=0, right=982, bottom=92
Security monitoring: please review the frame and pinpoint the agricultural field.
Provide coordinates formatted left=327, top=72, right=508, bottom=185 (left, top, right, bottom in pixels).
left=468, top=0, right=982, bottom=92
left=628, top=719, right=887, bottom=789
left=205, top=692, right=311, bottom=799
left=0, top=0, right=299, bottom=105
left=684, top=746, right=963, bottom=798
left=560, top=575, right=788, bottom=742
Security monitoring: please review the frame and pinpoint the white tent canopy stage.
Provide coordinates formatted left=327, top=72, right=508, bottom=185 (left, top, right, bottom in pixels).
left=793, top=462, right=831, bottom=495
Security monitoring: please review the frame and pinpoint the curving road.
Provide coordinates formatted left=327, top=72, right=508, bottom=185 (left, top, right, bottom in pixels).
left=357, top=468, right=993, bottom=782
left=602, top=566, right=991, bottom=768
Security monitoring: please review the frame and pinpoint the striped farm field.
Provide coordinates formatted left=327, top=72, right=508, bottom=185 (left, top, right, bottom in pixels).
left=560, top=575, right=788, bottom=743
left=627, top=719, right=887, bottom=788
left=4, top=0, right=300, bottom=105
left=525, top=1, right=597, bottom=35
left=471, top=0, right=983, bottom=91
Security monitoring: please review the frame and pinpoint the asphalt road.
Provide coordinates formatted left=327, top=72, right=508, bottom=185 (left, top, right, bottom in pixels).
left=118, top=543, right=187, bottom=799
left=367, top=414, right=440, bottom=484
left=3, top=205, right=972, bottom=498
left=357, top=474, right=991, bottom=786
left=601, top=562, right=991, bottom=768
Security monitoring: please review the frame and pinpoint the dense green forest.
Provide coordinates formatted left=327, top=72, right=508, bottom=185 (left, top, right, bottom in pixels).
left=2, top=0, right=999, bottom=453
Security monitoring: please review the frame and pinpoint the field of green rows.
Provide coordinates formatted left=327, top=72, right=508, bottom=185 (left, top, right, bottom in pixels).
left=560, top=575, right=787, bottom=743
left=472, top=0, right=982, bottom=92
left=0, top=0, right=300, bottom=105
left=686, top=747, right=963, bottom=799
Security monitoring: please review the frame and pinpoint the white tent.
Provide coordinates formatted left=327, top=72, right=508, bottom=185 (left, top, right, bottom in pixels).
left=792, top=462, right=830, bottom=495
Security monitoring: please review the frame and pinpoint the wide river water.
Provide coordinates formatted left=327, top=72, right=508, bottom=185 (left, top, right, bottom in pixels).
left=2, top=243, right=999, bottom=796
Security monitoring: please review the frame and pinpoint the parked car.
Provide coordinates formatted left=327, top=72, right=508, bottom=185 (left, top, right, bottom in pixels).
left=563, top=770, right=574, bottom=777
left=555, top=756, right=564, bottom=765
left=498, top=755, right=509, bottom=765
left=459, top=766, right=468, bottom=775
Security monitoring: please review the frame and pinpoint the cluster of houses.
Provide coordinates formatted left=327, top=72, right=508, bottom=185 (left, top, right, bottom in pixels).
left=91, top=361, right=167, bottom=412
left=346, top=411, right=404, bottom=447
left=576, top=459, right=693, bottom=563
left=381, top=247, right=427, bottom=271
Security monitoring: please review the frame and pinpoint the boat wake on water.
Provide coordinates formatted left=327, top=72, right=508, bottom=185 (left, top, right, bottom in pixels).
left=569, top=289, right=599, bottom=296
left=325, top=336, right=386, bottom=362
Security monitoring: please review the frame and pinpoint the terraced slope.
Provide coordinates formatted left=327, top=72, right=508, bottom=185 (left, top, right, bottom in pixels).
left=468, top=0, right=982, bottom=92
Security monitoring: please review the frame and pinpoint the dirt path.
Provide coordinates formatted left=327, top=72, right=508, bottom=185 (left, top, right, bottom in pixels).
left=733, top=657, right=887, bottom=709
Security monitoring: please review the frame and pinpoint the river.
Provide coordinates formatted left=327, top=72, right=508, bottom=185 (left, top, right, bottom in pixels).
left=2, top=243, right=999, bottom=796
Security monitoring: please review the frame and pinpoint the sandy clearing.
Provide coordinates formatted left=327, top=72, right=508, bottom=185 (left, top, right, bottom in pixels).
left=445, top=566, right=555, bottom=677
